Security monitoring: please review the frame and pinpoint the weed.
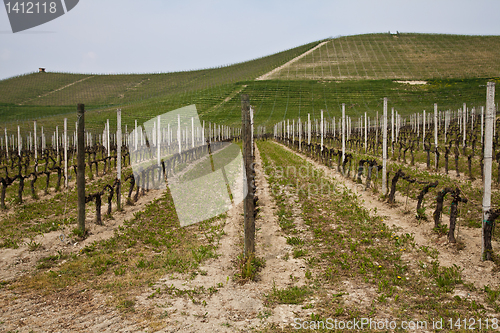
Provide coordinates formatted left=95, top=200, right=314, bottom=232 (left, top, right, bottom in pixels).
left=26, top=237, right=43, bottom=251
left=267, top=284, right=312, bottom=305
left=286, top=236, right=304, bottom=246
left=484, top=285, right=500, bottom=304
left=433, top=224, right=449, bottom=236
left=416, top=207, right=427, bottom=220
left=148, top=288, right=161, bottom=299
left=257, top=310, right=272, bottom=320
left=36, top=251, right=68, bottom=270
left=114, top=266, right=126, bottom=276
left=0, top=238, right=19, bottom=249
left=117, top=299, right=135, bottom=312
left=136, top=259, right=149, bottom=269
left=71, top=227, right=87, bottom=240
left=234, top=252, right=265, bottom=283
left=426, top=262, right=463, bottom=292
left=192, top=245, right=218, bottom=263
left=293, top=248, right=308, bottom=258
left=419, top=245, right=439, bottom=259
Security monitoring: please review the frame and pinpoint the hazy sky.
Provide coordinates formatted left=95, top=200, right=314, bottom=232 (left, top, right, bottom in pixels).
left=1, top=0, right=499, bottom=80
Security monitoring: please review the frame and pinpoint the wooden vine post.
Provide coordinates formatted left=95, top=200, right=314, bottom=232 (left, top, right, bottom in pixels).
left=463, top=102, right=467, bottom=152
left=391, top=107, right=394, bottom=156
left=298, top=118, right=302, bottom=151
left=364, top=112, right=367, bottom=153
left=241, top=94, right=255, bottom=256
left=320, top=110, right=324, bottom=151
left=77, top=104, right=86, bottom=234
left=308, top=113, right=311, bottom=146
left=482, top=82, right=495, bottom=261
left=251, top=107, right=254, bottom=157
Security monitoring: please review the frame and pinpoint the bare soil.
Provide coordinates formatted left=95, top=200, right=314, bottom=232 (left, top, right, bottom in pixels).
left=255, top=42, right=328, bottom=81
left=278, top=142, right=500, bottom=289
left=0, top=145, right=316, bottom=332
left=0, top=187, right=165, bottom=282
left=1, top=142, right=499, bottom=332
left=131, top=145, right=315, bottom=332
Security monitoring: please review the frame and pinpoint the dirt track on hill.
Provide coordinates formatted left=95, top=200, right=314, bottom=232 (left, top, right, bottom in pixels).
left=255, top=41, right=328, bottom=81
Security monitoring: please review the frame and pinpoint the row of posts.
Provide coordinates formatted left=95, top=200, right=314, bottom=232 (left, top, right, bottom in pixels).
left=272, top=83, right=497, bottom=261
left=274, top=105, right=495, bottom=157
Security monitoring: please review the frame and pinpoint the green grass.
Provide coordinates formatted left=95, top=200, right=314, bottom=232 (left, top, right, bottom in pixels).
left=267, top=285, right=312, bottom=305
left=0, top=40, right=320, bottom=116
left=18, top=188, right=226, bottom=309
left=210, top=77, right=500, bottom=127
left=256, top=139, right=498, bottom=330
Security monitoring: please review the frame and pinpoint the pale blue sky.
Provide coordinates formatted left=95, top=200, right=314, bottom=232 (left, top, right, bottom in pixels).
left=1, top=0, right=499, bottom=80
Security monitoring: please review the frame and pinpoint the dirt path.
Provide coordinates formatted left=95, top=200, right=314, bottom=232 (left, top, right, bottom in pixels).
left=0, top=288, right=144, bottom=332
left=277, top=142, right=500, bottom=290
left=204, top=85, right=248, bottom=115
left=255, top=41, right=328, bottom=81
left=131, top=144, right=314, bottom=332
left=0, top=145, right=313, bottom=332
left=19, top=76, right=94, bottom=105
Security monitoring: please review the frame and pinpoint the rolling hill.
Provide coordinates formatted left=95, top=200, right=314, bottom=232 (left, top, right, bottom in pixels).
left=0, top=33, right=499, bottom=134
left=264, top=33, right=500, bottom=80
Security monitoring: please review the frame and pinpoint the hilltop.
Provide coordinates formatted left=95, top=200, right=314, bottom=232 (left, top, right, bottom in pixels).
left=264, top=33, right=500, bottom=80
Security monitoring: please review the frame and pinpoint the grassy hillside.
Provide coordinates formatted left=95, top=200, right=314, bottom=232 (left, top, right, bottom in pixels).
left=4, top=77, right=497, bottom=137
left=266, top=33, right=500, bottom=80
left=206, top=78, right=500, bottom=126
left=1, top=33, right=499, bottom=135
left=0, top=41, right=320, bottom=110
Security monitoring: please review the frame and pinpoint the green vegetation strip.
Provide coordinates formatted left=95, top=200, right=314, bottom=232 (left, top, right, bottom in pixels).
left=311, top=135, right=500, bottom=230
left=7, top=188, right=225, bottom=310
